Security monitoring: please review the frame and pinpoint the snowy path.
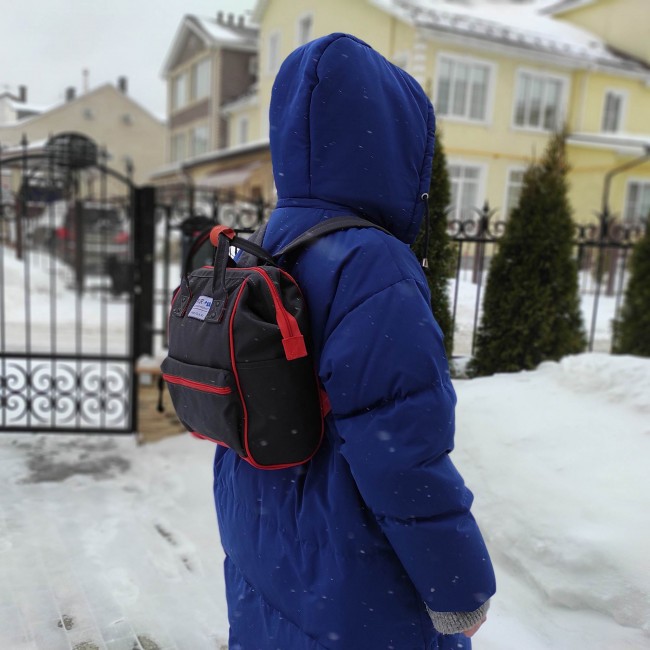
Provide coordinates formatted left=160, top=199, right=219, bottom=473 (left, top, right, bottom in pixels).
left=0, top=435, right=228, bottom=650
left=1, top=353, right=649, bottom=649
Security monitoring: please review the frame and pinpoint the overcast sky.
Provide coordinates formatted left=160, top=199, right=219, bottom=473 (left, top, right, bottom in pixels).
left=1, top=0, right=258, bottom=119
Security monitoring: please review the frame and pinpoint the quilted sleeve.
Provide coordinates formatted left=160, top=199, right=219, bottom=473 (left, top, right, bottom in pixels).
left=319, top=275, right=496, bottom=615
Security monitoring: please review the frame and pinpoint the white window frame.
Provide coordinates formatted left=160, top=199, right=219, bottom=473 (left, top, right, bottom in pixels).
left=601, top=89, right=626, bottom=133
left=447, top=160, right=488, bottom=222
left=296, top=13, right=314, bottom=47
left=170, top=132, right=186, bottom=162
left=434, top=53, right=496, bottom=125
left=623, top=178, right=650, bottom=224
left=171, top=70, right=189, bottom=111
left=503, top=166, right=527, bottom=218
left=237, top=117, right=249, bottom=145
left=511, top=67, right=569, bottom=132
left=190, top=124, right=210, bottom=157
left=268, top=31, right=281, bottom=75
left=192, top=58, right=212, bottom=101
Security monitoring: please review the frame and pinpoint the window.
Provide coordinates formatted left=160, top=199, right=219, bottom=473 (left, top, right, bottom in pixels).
left=268, top=32, right=281, bottom=74
left=170, top=133, right=186, bottom=162
left=624, top=181, right=650, bottom=224
left=190, top=125, right=209, bottom=157
left=449, top=164, right=482, bottom=221
left=297, top=14, right=313, bottom=46
left=602, top=91, right=624, bottom=133
left=192, top=58, right=211, bottom=100
left=436, top=55, right=492, bottom=122
left=172, top=71, right=189, bottom=111
left=237, top=117, right=249, bottom=145
left=505, top=169, right=526, bottom=217
left=514, top=71, right=565, bottom=130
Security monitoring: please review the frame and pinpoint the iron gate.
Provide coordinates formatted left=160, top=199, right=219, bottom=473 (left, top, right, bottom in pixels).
left=0, top=133, right=155, bottom=433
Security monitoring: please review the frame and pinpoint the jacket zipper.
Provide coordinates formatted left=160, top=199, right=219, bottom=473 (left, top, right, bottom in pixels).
left=163, top=373, right=232, bottom=395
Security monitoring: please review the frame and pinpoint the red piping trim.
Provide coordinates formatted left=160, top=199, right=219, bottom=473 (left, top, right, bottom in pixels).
left=190, top=432, right=230, bottom=447
left=163, top=373, right=232, bottom=395
left=168, top=286, right=181, bottom=334
left=229, top=277, right=312, bottom=470
left=229, top=280, right=250, bottom=459
left=253, top=268, right=307, bottom=361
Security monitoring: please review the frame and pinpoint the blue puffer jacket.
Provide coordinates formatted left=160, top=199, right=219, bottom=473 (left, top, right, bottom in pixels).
left=214, top=34, right=496, bottom=650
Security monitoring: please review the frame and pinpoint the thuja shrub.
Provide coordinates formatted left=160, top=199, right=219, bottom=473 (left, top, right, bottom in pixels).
left=469, top=131, right=586, bottom=376
left=613, top=225, right=650, bottom=357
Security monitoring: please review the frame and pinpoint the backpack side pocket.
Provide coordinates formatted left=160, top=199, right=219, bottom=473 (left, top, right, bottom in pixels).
left=161, top=357, right=244, bottom=456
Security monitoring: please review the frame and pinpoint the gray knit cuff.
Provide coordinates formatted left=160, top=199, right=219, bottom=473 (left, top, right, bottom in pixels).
left=427, top=600, right=490, bottom=635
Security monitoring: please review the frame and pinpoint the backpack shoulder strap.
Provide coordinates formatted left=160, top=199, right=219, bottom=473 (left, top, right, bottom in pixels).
left=236, top=221, right=269, bottom=267
left=276, top=217, right=392, bottom=258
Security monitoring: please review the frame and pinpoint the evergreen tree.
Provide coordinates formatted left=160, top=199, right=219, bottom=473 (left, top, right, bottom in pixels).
left=613, top=225, right=650, bottom=356
left=469, top=131, right=586, bottom=376
left=414, top=132, right=455, bottom=358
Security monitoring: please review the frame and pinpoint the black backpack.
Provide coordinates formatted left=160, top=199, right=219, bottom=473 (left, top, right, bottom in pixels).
left=161, top=217, right=390, bottom=469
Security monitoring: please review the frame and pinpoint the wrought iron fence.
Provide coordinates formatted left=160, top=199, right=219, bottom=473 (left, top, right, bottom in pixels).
left=148, top=188, right=646, bottom=362
left=446, top=203, right=647, bottom=358
left=1, top=133, right=154, bottom=434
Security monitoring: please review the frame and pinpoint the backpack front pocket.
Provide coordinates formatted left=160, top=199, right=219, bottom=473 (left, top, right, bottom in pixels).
left=161, top=357, right=244, bottom=455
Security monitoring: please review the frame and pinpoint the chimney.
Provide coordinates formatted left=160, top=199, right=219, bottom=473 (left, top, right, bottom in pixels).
left=18, top=85, right=27, bottom=102
left=65, top=87, right=76, bottom=102
left=216, top=10, right=223, bottom=23
left=227, top=13, right=234, bottom=25
left=237, top=15, right=245, bottom=27
left=117, top=76, right=128, bottom=94
left=82, top=68, right=89, bottom=93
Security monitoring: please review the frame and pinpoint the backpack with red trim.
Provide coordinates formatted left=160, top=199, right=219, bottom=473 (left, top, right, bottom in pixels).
left=161, top=217, right=391, bottom=469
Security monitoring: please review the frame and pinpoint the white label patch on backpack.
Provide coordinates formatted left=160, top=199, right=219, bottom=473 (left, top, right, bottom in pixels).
left=188, top=296, right=213, bottom=321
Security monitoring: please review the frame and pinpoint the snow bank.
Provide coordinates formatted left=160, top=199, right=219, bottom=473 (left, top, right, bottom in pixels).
left=454, top=353, right=650, bottom=647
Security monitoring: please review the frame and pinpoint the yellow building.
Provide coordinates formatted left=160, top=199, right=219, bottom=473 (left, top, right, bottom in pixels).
left=219, top=0, right=649, bottom=224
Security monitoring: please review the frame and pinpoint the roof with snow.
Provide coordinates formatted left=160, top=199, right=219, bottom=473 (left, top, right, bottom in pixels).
left=161, top=14, right=258, bottom=76
left=369, top=0, right=649, bottom=74
left=541, top=0, right=597, bottom=14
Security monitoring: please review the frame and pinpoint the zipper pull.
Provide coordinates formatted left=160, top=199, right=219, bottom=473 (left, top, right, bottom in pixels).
left=421, top=192, right=430, bottom=269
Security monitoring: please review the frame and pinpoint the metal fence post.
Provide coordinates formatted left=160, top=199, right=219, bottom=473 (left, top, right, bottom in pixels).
left=132, top=185, right=156, bottom=359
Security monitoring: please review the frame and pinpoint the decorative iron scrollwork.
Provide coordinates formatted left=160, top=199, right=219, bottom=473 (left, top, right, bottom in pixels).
left=0, top=359, right=130, bottom=430
left=45, top=132, right=99, bottom=170
left=446, top=203, right=506, bottom=241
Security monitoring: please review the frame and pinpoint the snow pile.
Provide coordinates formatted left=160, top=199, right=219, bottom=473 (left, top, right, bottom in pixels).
left=454, top=353, right=650, bottom=647
left=1, top=353, right=649, bottom=648
left=372, top=0, right=641, bottom=70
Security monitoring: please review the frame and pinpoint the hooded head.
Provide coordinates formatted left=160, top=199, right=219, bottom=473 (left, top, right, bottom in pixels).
left=269, top=33, right=436, bottom=245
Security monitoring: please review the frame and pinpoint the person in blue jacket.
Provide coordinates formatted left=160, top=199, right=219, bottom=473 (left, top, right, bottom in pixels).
left=214, top=33, right=496, bottom=649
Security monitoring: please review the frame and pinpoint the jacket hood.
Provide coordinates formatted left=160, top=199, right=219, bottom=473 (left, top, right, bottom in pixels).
left=269, top=33, right=435, bottom=245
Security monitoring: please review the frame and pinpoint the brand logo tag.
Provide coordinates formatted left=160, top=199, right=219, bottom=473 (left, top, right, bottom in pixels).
left=188, top=295, right=213, bottom=321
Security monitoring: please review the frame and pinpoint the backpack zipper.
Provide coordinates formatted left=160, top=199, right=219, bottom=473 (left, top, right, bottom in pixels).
left=163, top=373, right=232, bottom=395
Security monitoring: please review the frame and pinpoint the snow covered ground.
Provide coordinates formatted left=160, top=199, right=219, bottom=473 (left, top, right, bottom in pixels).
left=2, top=242, right=648, bottom=647
left=1, top=353, right=649, bottom=649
